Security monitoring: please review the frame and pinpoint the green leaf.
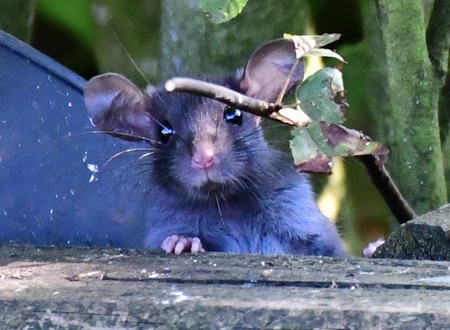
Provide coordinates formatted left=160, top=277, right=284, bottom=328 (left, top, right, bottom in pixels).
left=290, top=66, right=388, bottom=173
left=296, top=68, right=346, bottom=124
left=200, top=0, right=248, bottom=24
left=290, top=122, right=389, bottom=173
left=318, top=123, right=387, bottom=160
left=290, top=125, right=333, bottom=174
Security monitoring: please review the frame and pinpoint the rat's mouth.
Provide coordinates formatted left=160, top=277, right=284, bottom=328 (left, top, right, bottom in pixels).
left=199, top=180, right=226, bottom=194
left=179, top=165, right=238, bottom=197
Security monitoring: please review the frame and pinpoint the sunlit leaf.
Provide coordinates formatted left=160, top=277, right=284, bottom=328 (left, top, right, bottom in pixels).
left=200, top=0, right=248, bottom=24
left=296, top=68, right=346, bottom=124
left=304, top=48, right=346, bottom=63
left=319, top=123, right=388, bottom=160
left=291, top=121, right=388, bottom=173
left=284, top=33, right=341, bottom=58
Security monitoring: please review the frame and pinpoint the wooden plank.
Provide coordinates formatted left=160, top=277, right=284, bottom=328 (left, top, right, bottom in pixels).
left=1, top=244, right=450, bottom=329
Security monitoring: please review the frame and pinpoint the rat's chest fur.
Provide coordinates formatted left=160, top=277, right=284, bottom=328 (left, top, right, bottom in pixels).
left=143, top=140, right=342, bottom=256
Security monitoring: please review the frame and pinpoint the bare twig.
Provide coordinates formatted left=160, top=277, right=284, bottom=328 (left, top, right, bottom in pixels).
left=358, top=155, right=417, bottom=223
left=276, top=58, right=301, bottom=104
left=165, top=78, right=299, bottom=126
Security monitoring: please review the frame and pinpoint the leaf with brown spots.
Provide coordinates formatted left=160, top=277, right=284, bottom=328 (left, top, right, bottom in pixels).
left=290, top=67, right=388, bottom=173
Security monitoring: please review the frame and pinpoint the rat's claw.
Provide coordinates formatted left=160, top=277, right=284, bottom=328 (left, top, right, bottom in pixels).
left=161, top=235, right=205, bottom=254
left=174, top=236, right=188, bottom=255
left=191, top=237, right=205, bottom=254
left=161, top=234, right=180, bottom=253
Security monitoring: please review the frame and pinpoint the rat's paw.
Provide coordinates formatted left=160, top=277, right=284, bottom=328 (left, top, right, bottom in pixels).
left=161, top=235, right=205, bottom=255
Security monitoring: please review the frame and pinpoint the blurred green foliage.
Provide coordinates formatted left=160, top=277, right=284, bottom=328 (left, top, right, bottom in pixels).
left=200, top=0, right=248, bottom=24
left=37, top=0, right=94, bottom=49
left=0, top=0, right=35, bottom=42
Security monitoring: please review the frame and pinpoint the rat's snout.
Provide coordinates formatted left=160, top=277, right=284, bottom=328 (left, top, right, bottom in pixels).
left=192, top=140, right=216, bottom=169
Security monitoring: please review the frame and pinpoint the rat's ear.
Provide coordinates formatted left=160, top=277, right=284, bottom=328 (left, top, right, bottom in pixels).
left=84, top=73, right=153, bottom=140
left=239, top=39, right=304, bottom=102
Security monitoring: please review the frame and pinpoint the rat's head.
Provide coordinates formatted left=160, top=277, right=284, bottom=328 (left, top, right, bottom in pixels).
left=84, top=39, right=304, bottom=201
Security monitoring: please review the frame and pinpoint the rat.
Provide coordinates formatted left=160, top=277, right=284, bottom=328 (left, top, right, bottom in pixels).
left=84, top=39, right=346, bottom=257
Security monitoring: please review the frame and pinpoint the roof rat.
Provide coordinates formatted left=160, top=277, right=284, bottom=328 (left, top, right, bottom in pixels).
left=84, top=39, right=346, bottom=257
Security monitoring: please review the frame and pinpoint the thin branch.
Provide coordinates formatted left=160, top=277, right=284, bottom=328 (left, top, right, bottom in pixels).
left=276, top=58, right=301, bottom=104
left=165, top=78, right=299, bottom=126
left=358, top=155, right=417, bottom=223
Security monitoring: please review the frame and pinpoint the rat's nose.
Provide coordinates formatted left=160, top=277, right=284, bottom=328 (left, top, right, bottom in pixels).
left=192, top=141, right=216, bottom=169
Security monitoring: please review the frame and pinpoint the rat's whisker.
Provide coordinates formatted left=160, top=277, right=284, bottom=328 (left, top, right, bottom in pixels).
left=61, top=130, right=160, bottom=145
left=104, top=148, right=152, bottom=166
left=137, top=152, right=156, bottom=162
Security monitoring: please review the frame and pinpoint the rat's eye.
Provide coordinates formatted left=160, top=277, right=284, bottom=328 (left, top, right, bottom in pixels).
left=223, top=106, right=243, bottom=126
left=159, top=120, right=174, bottom=143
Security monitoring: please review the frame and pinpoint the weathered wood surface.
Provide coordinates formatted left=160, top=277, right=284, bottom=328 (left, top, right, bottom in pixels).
left=1, top=245, right=450, bottom=329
